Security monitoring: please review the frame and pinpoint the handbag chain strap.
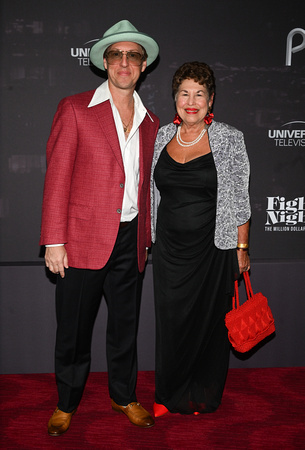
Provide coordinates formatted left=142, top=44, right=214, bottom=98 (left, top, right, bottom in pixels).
left=233, top=279, right=239, bottom=309
left=243, top=272, right=254, bottom=299
left=232, top=272, right=254, bottom=310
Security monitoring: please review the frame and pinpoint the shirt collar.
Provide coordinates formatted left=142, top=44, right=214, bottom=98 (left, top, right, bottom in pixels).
left=88, top=80, right=111, bottom=108
left=87, top=80, right=152, bottom=122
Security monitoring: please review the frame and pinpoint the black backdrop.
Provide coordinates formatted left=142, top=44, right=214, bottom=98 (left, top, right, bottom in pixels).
left=1, top=0, right=304, bottom=373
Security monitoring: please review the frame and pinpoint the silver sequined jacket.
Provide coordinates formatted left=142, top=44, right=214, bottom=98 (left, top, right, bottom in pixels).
left=150, top=121, right=251, bottom=249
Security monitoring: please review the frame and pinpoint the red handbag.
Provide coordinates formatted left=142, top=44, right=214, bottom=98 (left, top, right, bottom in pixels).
left=225, top=272, right=275, bottom=353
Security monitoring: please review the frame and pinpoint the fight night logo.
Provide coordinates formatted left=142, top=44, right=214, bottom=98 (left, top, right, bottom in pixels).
left=70, top=39, right=98, bottom=66
left=265, top=196, right=305, bottom=232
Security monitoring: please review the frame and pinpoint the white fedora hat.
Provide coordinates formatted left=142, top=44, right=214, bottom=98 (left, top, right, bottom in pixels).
left=90, top=20, right=159, bottom=70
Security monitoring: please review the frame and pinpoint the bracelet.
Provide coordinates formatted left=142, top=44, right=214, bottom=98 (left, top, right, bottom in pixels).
left=237, top=243, right=249, bottom=249
left=237, top=247, right=248, bottom=252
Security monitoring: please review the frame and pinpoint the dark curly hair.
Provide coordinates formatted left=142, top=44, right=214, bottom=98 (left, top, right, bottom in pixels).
left=172, top=61, right=215, bottom=100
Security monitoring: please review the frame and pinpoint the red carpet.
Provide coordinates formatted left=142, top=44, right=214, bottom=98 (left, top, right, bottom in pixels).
left=1, top=368, right=304, bottom=449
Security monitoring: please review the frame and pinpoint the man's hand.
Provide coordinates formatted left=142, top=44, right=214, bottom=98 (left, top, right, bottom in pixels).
left=45, top=246, right=69, bottom=278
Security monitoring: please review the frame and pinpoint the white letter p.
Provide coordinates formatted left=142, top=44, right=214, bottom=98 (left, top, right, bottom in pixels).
left=286, top=28, right=305, bottom=66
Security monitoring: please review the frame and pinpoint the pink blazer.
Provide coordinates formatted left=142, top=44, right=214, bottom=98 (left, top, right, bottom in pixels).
left=40, top=90, right=159, bottom=271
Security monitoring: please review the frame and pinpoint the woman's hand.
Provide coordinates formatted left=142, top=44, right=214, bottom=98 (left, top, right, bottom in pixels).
left=237, top=249, right=250, bottom=273
left=237, top=220, right=250, bottom=273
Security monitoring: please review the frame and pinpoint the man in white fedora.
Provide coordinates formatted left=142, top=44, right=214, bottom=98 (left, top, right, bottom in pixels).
left=40, top=20, right=159, bottom=435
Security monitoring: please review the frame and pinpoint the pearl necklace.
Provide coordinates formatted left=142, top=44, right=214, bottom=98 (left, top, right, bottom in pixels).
left=176, top=124, right=207, bottom=148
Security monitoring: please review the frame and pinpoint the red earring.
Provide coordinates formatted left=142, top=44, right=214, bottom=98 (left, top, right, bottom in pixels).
left=173, top=113, right=182, bottom=125
left=204, top=113, right=214, bottom=125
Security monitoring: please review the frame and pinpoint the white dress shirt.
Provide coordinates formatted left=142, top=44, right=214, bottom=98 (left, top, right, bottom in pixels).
left=88, top=80, right=147, bottom=221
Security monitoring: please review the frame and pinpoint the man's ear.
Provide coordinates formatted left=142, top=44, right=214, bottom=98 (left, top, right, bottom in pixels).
left=141, top=60, right=147, bottom=73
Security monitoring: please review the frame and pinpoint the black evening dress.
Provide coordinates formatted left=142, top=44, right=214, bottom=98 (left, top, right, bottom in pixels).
left=153, top=147, right=238, bottom=414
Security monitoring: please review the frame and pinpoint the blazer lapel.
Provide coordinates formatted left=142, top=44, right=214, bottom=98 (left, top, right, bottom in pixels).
left=91, top=100, right=124, bottom=172
left=138, top=115, right=154, bottom=189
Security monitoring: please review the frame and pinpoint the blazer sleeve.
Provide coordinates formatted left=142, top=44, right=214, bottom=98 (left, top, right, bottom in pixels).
left=231, top=130, right=251, bottom=226
left=144, top=119, right=159, bottom=249
left=39, top=97, right=78, bottom=245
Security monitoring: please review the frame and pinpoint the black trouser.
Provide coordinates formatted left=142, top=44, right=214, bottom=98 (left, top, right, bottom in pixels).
left=54, top=217, right=143, bottom=412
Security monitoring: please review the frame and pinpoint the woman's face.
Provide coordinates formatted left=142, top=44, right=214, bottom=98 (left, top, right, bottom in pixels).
left=176, top=78, right=214, bottom=126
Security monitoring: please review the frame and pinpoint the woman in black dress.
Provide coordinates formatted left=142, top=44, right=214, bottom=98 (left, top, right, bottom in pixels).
left=151, top=62, right=251, bottom=416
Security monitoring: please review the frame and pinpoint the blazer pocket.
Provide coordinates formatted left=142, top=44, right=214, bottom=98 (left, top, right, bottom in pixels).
left=68, top=203, right=92, bottom=220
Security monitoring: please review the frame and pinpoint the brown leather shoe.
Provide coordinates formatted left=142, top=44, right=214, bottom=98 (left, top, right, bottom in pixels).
left=111, top=399, right=155, bottom=428
left=48, top=407, right=77, bottom=436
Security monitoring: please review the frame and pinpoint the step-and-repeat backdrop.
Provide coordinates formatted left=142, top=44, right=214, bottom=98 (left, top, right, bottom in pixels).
left=0, top=1, right=304, bottom=372
left=1, top=1, right=304, bottom=262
